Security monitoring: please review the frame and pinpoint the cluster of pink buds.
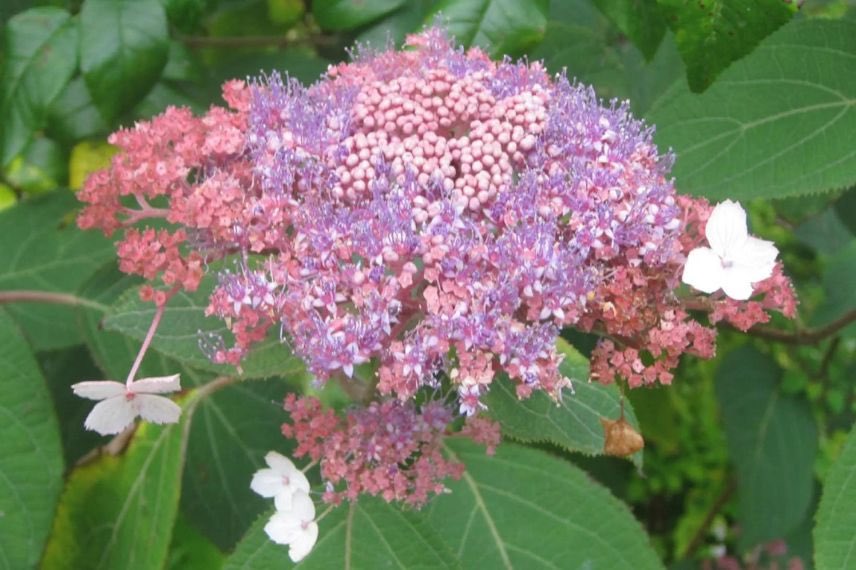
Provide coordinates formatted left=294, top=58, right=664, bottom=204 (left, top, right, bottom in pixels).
left=280, top=394, right=498, bottom=507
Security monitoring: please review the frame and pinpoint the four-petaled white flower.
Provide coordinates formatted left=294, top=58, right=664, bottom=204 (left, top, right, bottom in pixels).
left=682, top=200, right=778, bottom=301
left=250, top=451, right=311, bottom=510
left=264, top=490, right=319, bottom=562
left=71, top=374, right=182, bottom=435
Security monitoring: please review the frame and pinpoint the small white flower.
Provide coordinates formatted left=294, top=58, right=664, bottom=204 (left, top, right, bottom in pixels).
left=682, top=200, right=778, bottom=301
left=250, top=451, right=311, bottom=510
left=264, top=490, right=319, bottom=563
left=71, top=374, right=181, bottom=435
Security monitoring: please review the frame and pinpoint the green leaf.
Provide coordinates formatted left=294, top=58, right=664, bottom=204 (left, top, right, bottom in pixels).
left=357, top=1, right=434, bottom=47
left=0, top=192, right=114, bottom=350
left=531, top=0, right=685, bottom=115
left=592, top=0, right=666, bottom=60
left=715, top=346, right=818, bottom=550
left=166, top=515, right=225, bottom=570
left=647, top=18, right=856, bottom=200
left=313, top=0, right=407, bottom=31
left=46, top=77, right=110, bottom=145
left=813, top=240, right=856, bottom=339
left=0, top=0, right=35, bottom=23
left=427, top=0, right=549, bottom=57
left=834, top=186, right=856, bottom=235
left=4, top=136, right=67, bottom=194
left=41, top=386, right=210, bottom=570
left=483, top=338, right=643, bottom=467
left=182, top=376, right=307, bottom=550
left=655, top=0, right=796, bottom=92
left=0, top=7, right=78, bottom=167
left=0, top=309, right=64, bottom=569
left=103, top=275, right=305, bottom=379
left=39, top=345, right=107, bottom=466
left=815, top=425, right=856, bottom=570
left=80, top=0, right=169, bottom=122
left=224, top=498, right=460, bottom=569
left=428, top=440, right=663, bottom=569
left=794, top=207, right=853, bottom=256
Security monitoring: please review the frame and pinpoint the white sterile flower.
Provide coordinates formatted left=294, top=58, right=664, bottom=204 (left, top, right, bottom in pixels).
left=264, top=490, right=319, bottom=563
left=71, top=374, right=181, bottom=435
left=250, top=451, right=311, bottom=510
left=682, top=200, right=779, bottom=301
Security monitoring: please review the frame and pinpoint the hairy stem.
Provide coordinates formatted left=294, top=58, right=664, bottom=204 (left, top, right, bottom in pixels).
left=125, top=289, right=177, bottom=386
left=0, top=290, right=109, bottom=312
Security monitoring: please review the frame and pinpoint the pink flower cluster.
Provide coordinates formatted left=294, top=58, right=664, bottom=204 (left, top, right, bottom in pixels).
left=587, top=196, right=796, bottom=387
left=78, top=83, right=251, bottom=304
left=280, top=394, right=498, bottom=507
left=78, top=28, right=795, bottom=417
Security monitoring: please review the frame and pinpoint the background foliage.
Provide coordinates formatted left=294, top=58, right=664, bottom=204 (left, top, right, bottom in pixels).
left=1, top=0, right=854, bottom=569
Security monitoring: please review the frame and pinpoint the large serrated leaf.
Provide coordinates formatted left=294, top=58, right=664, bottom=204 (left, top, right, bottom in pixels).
left=484, top=338, right=643, bottom=467
left=814, top=425, right=856, bottom=570
left=182, top=376, right=307, bottom=550
left=224, top=498, right=460, bottom=569
left=0, top=7, right=78, bottom=167
left=0, top=309, right=64, bottom=569
left=647, top=18, right=856, bottom=200
left=428, top=440, right=663, bottom=569
left=103, top=275, right=305, bottom=380
left=427, top=0, right=549, bottom=57
left=80, top=0, right=169, bottom=122
left=715, top=346, right=818, bottom=550
left=655, top=0, right=796, bottom=92
left=0, top=192, right=114, bottom=350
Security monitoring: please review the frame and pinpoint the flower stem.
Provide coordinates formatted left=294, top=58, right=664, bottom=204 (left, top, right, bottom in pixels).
left=739, top=309, right=856, bottom=345
left=124, top=291, right=175, bottom=386
left=314, top=504, right=335, bottom=524
left=0, top=290, right=108, bottom=312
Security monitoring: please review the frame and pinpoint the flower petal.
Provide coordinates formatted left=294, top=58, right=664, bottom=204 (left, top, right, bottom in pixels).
left=706, top=200, right=748, bottom=258
left=72, top=380, right=125, bottom=401
left=289, top=469, right=311, bottom=495
left=289, top=490, right=316, bottom=521
left=84, top=397, right=137, bottom=435
left=288, top=521, right=318, bottom=562
left=264, top=511, right=302, bottom=545
left=682, top=247, right=723, bottom=294
left=130, top=374, right=181, bottom=394
left=730, top=236, right=778, bottom=283
left=251, top=468, right=285, bottom=498
left=273, top=491, right=295, bottom=512
left=720, top=268, right=755, bottom=301
left=264, top=450, right=297, bottom=474
left=135, top=394, right=182, bottom=425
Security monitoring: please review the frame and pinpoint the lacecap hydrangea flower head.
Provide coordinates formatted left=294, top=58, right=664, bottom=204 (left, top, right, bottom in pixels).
left=75, top=28, right=796, bottom=560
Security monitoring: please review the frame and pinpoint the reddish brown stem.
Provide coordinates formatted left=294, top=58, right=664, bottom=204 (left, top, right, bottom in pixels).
left=736, top=309, right=856, bottom=345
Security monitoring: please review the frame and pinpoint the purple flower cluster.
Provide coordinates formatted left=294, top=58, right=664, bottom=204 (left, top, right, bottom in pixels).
left=203, top=29, right=682, bottom=411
